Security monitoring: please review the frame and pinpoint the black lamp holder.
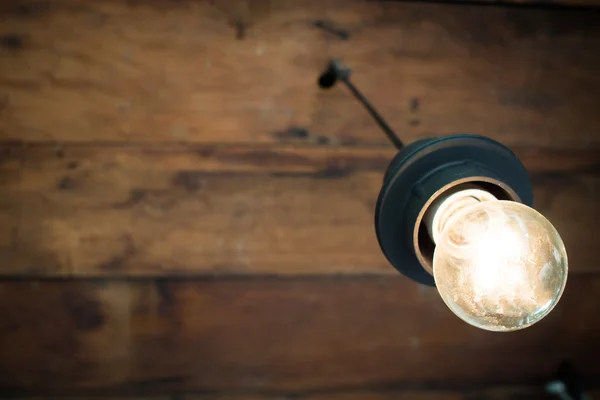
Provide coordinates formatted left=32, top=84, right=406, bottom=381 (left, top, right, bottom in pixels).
left=317, top=60, right=534, bottom=286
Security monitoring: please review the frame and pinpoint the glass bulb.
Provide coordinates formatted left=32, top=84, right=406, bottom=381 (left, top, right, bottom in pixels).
left=432, top=198, right=568, bottom=332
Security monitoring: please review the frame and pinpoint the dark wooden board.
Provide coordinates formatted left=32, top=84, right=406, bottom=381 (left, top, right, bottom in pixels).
left=0, top=277, right=598, bottom=395
left=12, top=389, right=600, bottom=400
left=0, top=144, right=597, bottom=276
left=1, top=0, right=600, bottom=148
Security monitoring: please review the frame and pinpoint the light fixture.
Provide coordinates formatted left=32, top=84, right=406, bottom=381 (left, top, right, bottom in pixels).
left=318, top=61, right=568, bottom=332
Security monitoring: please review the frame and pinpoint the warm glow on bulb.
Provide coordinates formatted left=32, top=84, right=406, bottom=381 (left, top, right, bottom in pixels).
left=430, top=191, right=568, bottom=332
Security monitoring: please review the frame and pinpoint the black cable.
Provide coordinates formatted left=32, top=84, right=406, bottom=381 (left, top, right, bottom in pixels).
left=317, top=60, right=404, bottom=149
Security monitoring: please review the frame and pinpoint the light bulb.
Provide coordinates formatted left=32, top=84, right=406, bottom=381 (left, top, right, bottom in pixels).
left=429, top=189, right=568, bottom=332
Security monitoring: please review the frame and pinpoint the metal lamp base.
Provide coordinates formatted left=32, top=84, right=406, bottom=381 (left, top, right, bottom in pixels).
left=374, top=134, right=534, bottom=286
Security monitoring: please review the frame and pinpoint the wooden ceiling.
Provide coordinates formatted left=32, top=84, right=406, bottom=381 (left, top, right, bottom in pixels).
left=0, top=0, right=599, bottom=398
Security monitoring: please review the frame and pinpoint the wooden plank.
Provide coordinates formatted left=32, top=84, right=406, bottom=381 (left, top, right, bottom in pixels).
left=456, top=0, right=600, bottom=5
left=1, top=0, right=599, bottom=148
left=10, top=389, right=596, bottom=400
left=0, top=144, right=598, bottom=276
left=0, top=276, right=598, bottom=395
left=0, top=395, right=472, bottom=400
left=11, top=390, right=600, bottom=400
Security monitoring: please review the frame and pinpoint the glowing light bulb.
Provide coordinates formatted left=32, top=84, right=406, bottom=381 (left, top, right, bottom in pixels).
left=429, top=188, right=568, bottom=332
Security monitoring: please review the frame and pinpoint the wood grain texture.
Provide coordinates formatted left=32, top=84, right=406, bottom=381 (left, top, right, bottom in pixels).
left=12, top=390, right=600, bottom=400
left=0, top=0, right=599, bottom=398
left=0, top=277, right=598, bottom=395
left=457, top=0, right=600, bottom=5
left=0, top=144, right=597, bottom=276
left=1, top=0, right=600, bottom=148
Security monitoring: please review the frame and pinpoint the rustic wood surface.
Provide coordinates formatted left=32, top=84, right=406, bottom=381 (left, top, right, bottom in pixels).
left=0, top=277, right=598, bottom=395
left=7, top=393, right=596, bottom=400
left=0, top=0, right=599, bottom=397
left=11, top=391, right=600, bottom=400
left=1, top=0, right=600, bottom=149
left=0, top=144, right=598, bottom=276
